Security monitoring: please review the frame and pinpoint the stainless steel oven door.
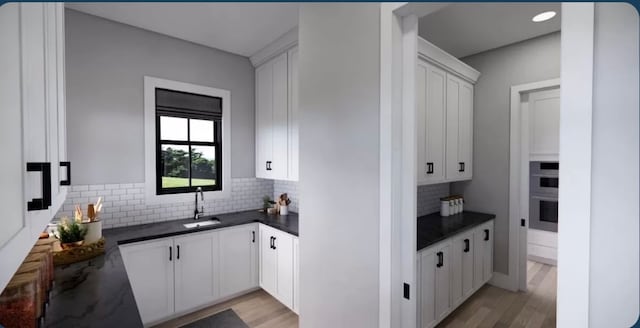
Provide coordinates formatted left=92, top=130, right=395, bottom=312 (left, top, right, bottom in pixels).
left=530, top=195, right=558, bottom=232
left=530, top=174, right=559, bottom=197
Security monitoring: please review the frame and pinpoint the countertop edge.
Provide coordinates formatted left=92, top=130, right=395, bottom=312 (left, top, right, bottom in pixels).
left=417, top=211, right=496, bottom=252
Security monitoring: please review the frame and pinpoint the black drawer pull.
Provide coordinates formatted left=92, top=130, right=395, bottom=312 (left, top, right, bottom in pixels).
left=26, top=162, right=51, bottom=211
left=426, top=162, right=434, bottom=174
left=60, top=161, right=71, bottom=186
left=273, top=237, right=277, bottom=250
left=484, top=229, right=490, bottom=241
left=270, top=236, right=274, bottom=249
left=252, top=231, right=255, bottom=243
left=169, top=246, right=172, bottom=261
left=459, top=162, right=465, bottom=172
left=177, top=245, right=180, bottom=260
left=266, top=161, right=272, bottom=171
left=436, top=251, right=443, bottom=268
left=464, top=239, right=470, bottom=253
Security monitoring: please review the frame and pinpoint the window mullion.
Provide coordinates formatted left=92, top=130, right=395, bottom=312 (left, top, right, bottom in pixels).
left=187, top=118, right=192, bottom=188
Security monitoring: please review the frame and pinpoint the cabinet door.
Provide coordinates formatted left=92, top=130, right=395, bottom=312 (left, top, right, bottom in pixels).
left=451, top=231, right=474, bottom=307
left=271, top=53, right=289, bottom=179
left=120, top=239, right=175, bottom=325
left=274, top=230, right=294, bottom=308
left=219, top=224, right=258, bottom=298
left=419, top=249, right=437, bottom=328
left=417, top=60, right=447, bottom=185
left=256, top=61, right=274, bottom=179
left=293, top=236, right=299, bottom=314
left=0, top=3, right=27, bottom=248
left=259, top=225, right=277, bottom=296
left=446, top=74, right=473, bottom=181
left=473, top=222, right=494, bottom=289
left=287, top=47, right=299, bottom=181
left=434, top=243, right=451, bottom=321
left=21, top=3, right=52, bottom=230
left=174, top=232, right=219, bottom=313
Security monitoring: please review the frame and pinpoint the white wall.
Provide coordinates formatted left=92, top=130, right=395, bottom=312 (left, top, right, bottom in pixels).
left=588, top=3, right=639, bottom=326
left=298, top=3, right=381, bottom=327
left=65, top=9, right=256, bottom=184
left=451, top=32, right=561, bottom=274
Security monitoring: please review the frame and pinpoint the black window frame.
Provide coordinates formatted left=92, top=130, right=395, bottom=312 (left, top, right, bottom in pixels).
left=155, top=88, right=223, bottom=195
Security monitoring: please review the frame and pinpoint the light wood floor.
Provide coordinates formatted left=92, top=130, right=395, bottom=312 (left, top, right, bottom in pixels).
left=154, top=289, right=298, bottom=328
left=155, top=261, right=554, bottom=328
left=438, top=261, right=557, bottom=328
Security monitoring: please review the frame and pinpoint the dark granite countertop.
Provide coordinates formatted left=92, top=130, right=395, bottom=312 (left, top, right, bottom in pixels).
left=417, top=211, right=495, bottom=251
left=44, top=210, right=298, bottom=328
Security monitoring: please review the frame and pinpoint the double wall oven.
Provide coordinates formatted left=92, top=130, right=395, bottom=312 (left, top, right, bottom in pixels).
left=529, top=162, right=559, bottom=232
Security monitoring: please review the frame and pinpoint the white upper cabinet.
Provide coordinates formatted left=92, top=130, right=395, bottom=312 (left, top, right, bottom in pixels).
left=529, top=87, right=560, bottom=161
left=445, top=74, right=474, bottom=181
left=255, top=46, right=299, bottom=181
left=0, top=3, right=67, bottom=292
left=417, top=38, right=478, bottom=185
left=417, top=60, right=447, bottom=184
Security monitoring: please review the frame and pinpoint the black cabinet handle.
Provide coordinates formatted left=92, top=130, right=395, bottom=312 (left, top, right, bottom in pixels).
left=464, top=239, right=470, bottom=253
left=169, top=246, right=172, bottom=261
left=60, top=161, right=71, bottom=186
left=252, top=231, right=255, bottom=243
left=177, top=245, right=180, bottom=260
left=272, top=237, right=277, bottom=250
left=266, top=161, right=272, bottom=171
left=426, top=162, right=434, bottom=174
left=270, top=236, right=274, bottom=249
left=26, top=162, right=51, bottom=211
left=436, top=252, right=443, bottom=268
left=459, top=162, right=465, bottom=172
left=484, top=229, right=490, bottom=241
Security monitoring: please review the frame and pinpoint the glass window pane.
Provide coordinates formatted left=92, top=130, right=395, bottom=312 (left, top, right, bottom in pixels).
left=161, top=145, right=190, bottom=188
left=191, top=146, right=216, bottom=186
left=190, top=119, right=214, bottom=142
left=160, top=116, right=188, bottom=141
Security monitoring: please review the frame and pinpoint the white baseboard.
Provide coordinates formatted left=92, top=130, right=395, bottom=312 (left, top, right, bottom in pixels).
left=489, top=272, right=518, bottom=292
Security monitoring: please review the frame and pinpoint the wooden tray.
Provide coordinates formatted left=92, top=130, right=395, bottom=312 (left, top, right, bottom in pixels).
left=53, top=238, right=105, bottom=266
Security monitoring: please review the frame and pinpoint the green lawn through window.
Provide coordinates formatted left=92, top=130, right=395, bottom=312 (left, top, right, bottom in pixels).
left=162, top=177, right=216, bottom=188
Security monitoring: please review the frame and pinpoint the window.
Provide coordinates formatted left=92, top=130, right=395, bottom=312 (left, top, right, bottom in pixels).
left=155, top=88, right=223, bottom=194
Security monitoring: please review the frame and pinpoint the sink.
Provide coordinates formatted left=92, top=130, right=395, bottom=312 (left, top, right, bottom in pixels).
left=183, top=219, right=221, bottom=229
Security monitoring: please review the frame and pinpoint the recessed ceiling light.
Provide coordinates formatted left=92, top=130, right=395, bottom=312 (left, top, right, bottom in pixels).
left=532, top=11, right=557, bottom=23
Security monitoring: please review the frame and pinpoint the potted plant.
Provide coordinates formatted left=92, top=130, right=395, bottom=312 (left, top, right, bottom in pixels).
left=57, top=218, right=88, bottom=249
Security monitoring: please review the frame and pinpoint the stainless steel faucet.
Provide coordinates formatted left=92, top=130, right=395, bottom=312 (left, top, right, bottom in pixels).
left=194, top=187, right=204, bottom=220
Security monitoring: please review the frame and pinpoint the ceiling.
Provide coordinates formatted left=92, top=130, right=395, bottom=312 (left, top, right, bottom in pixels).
left=65, top=3, right=299, bottom=57
left=419, top=3, right=561, bottom=58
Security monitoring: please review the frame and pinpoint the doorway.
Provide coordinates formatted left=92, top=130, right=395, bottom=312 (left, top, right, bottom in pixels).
left=510, top=81, right=560, bottom=292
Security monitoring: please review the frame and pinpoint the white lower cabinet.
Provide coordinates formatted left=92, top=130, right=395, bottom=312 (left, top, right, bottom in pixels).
left=120, top=238, right=175, bottom=325
left=474, top=221, right=494, bottom=289
left=293, top=237, right=299, bottom=314
left=451, top=231, right=474, bottom=307
left=418, top=220, right=494, bottom=328
left=173, top=232, right=219, bottom=313
left=219, top=224, right=258, bottom=298
left=259, top=224, right=298, bottom=311
left=121, top=223, right=297, bottom=325
left=419, top=241, right=451, bottom=328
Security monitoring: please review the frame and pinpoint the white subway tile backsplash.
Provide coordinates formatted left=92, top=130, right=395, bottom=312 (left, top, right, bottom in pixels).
left=55, top=178, right=274, bottom=229
left=417, top=183, right=450, bottom=217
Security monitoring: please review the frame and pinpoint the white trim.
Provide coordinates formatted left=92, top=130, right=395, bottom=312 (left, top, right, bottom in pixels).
left=418, top=37, right=481, bottom=84
left=249, top=27, right=298, bottom=67
left=508, top=78, right=560, bottom=292
left=556, top=3, right=594, bottom=327
left=143, top=76, right=232, bottom=205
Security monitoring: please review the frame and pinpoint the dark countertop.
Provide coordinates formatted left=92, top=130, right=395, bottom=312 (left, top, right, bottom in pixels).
left=417, top=211, right=495, bottom=251
left=44, top=210, right=298, bottom=328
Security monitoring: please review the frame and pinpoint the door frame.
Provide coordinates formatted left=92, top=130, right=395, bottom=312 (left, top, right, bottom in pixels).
left=509, top=78, right=560, bottom=292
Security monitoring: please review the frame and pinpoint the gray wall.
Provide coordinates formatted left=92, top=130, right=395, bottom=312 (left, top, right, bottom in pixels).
left=298, top=3, right=380, bottom=327
left=451, top=32, right=560, bottom=274
left=589, top=3, right=638, bottom=325
left=65, top=9, right=255, bottom=184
